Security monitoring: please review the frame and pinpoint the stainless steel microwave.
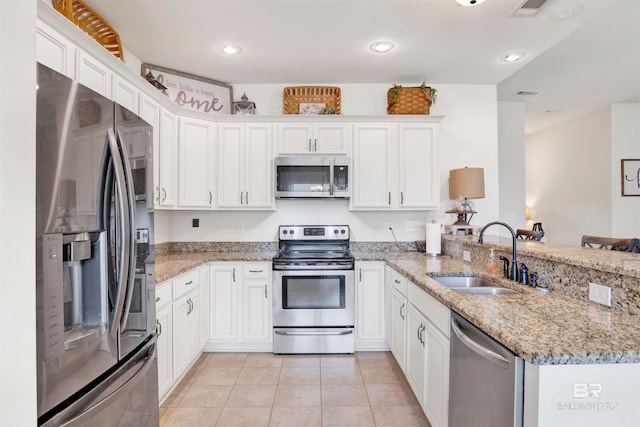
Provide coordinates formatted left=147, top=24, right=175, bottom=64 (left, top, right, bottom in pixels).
left=275, top=156, right=350, bottom=199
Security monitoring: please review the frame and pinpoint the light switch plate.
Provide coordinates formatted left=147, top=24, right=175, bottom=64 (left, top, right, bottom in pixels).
left=589, top=282, right=612, bottom=307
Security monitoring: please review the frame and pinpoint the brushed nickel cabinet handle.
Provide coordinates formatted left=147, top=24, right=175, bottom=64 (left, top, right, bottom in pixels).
left=264, top=284, right=268, bottom=299
left=388, top=192, right=391, bottom=205
left=209, top=191, right=212, bottom=204
left=401, top=192, right=404, bottom=205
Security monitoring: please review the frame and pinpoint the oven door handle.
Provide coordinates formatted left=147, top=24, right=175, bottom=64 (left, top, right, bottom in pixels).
left=274, top=330, right=353, bottom=336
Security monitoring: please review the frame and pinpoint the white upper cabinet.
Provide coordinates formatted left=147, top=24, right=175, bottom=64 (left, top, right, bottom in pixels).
left=157, top=108, right=178, bottom=208
left=138, top=94, right=161, bottom=207
left=76, top=50, right=112, bottom=98
left=178, top=116, right=215, bottom=208
left=396, top=123, right=439, bottom=209
left=351, top=122, right=439, bottom=210
left=277, top=123, right=350, bottom=154
left=113, top=74, right=139, bottom=114
left=217, top=123, right=274, bottom=209
left=36, top=20, right=76, bottom=79
left=351, top=124, right=394, bottom=209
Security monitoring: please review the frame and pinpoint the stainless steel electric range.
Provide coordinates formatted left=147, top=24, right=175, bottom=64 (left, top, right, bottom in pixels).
left=272, top=225, right=355, bottom=354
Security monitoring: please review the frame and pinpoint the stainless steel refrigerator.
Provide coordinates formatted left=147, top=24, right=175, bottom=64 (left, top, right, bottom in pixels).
left=36, top=63, right=159, bottom=426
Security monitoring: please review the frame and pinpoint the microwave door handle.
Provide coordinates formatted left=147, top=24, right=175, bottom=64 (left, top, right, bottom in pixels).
left=105, top=129, right=131, bottom=337
left=329, top=157, right=334, bottom=196
left=115, top=129, right=137, bottom=329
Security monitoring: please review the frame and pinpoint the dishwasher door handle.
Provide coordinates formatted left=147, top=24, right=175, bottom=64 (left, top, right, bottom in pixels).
left=451, top=319, right=510, bottom=369
left=274, top=330, right=353, bottom=336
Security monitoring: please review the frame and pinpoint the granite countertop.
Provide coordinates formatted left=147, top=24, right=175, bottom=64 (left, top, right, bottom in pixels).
left=155, top=249, right=640, bottom=366
left=375, top=252, right=640, bottom=366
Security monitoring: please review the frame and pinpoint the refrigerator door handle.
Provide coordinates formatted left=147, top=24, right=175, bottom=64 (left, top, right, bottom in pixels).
left=104, top=128, right=132, bottom=337
left=57, top=342, right=156, bottom=427
left=115, top=129, right=137, bottom=329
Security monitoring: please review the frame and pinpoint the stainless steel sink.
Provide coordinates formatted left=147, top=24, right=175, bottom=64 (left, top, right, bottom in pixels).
left=431, top=275, right=519, bottom=295
left=431, top=276, right=498, bottom=288
left=450, top=287, right=518, bottom=295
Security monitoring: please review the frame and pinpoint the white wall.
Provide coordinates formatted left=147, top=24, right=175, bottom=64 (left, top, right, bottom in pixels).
left=498, top=102, right=526, bottom=229
left=1, top=0, right=37, bottom=424
left=526, top=108, right=612, bottom=246
left=611, top=104, right=640, bottom=237
left=158, top=83, right=500, bottom=243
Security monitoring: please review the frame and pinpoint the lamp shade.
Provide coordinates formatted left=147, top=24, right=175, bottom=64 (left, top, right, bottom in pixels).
left=449, top=167, right=485, bottom=199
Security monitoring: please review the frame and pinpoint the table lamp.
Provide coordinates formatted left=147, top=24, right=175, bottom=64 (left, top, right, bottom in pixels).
left=446, top=167, right=485, bottom=226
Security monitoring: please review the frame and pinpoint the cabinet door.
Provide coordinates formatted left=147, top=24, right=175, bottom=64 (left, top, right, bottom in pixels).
left=390, top=287, right=407, bottom=371
left=156, top=304, right=173, bottom=400
left=172, top=294, right=190, bottom=379
left=113, top=75, right=139, bottom=114
left=36, top=20, right=76, bottom=79
left=244, top=124, right=273, bottom=207
left=158, top=109, right=178, bottom=208
left=199, top=266, right=211, bottom=349
left=355, top=262, right=386, bottom=346
left=186, top=291, right=201, bottom=362
left=210, top=264, right=239, bottom=341
left=139, top=94, right=161, bottom=207
left=77, top=50, right=112, bottom=98
left=243, top=280, right=271, bottom=341
left=314, top=124, right=350, bottom=154
left=424, top=323, right=450, bottom=427
left=277, top=124, right=313, bottom=153
left=178, top=117, right=214, bottom=208
left=351, top=124, right=393, bottom=209
left=397, top=124, right=439, bottom=209
left=217, top=124, right=244, bottom=207
left=405, top=303, right=427, bottom=402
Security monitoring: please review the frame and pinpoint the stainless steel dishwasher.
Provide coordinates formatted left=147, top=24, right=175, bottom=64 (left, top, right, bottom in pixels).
left=449, top=312, right=524, bottom=427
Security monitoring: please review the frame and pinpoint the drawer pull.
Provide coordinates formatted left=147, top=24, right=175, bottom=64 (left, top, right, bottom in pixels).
left=185, top=280, right=193, bottom=286
left=249, top=270, right=263, bottom=273
left=155, top=297, right=160, bottom=302
left=394, top=279, right=401, bottom=284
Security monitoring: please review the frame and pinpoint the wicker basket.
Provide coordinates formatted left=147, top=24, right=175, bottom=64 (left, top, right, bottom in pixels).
left=52, top=0, right=124, bottom=61
left=283, top=86, right=341, bottom=114
left=387, top=87, right=433, bottom=115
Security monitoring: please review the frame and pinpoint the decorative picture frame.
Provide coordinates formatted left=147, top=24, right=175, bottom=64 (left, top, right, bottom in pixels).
left=621, top=159, right=640, bottom=196
left=299, top=103, right=326, bottom=115
left=141, top=63, right=233, bottom=115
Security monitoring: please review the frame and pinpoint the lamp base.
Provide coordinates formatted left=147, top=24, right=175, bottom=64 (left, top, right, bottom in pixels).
left=445, top=210, right=477, bottom=226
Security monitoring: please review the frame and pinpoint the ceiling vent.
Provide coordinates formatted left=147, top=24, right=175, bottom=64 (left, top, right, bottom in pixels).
left=514, top=90, right=541, bottom=96
left=510, top=0, right=549, bottom=17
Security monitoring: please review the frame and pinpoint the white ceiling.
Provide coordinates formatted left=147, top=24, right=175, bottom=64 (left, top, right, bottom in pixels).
left=88, top=0, right=640, bottom=133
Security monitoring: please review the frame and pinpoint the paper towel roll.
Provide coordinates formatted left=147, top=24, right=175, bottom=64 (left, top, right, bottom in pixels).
left=426, top=222, right=442, bottom=255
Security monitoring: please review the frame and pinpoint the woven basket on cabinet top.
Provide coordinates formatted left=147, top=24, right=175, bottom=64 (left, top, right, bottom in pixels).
left=387, top=87, right=433, bottom=115
left=52, top=0, right=124, bottom=60
left=283, top=86, right=341, bottom=114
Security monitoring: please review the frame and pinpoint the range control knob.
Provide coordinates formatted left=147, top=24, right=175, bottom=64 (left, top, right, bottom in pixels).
left=340, top=229, right=346, bottom=234
left=334, top=229, right=339, bottom=234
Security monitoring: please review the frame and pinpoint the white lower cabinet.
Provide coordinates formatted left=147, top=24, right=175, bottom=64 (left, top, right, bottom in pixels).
left=172, top=288, right=200, bottom=380
left=209, top=262, right=272, bottom=351
left=386, top=273, right=450, bottom=427
left=355, top=261, right=387, bottom=350
left=155, top=283, right=173, bottom=400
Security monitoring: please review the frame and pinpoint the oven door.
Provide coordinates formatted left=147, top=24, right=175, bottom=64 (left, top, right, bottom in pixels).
left=273, top=269, right=355, bottom=327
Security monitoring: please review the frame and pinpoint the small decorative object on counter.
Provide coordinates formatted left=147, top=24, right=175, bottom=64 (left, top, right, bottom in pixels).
left=144, top=71, right=168, bottom=95
left=387, top=81, right=437, bottom=115
left=233, top=93, right=256, bottom=114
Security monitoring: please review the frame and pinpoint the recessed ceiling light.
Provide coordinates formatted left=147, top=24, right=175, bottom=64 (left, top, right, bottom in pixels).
left=218, top=43, right=243, bottom=55
left=369, top=41, right=395, bottom=53
left=456, top=0, right=486, bottom=6
left=501, top=52, right=526, bottom=62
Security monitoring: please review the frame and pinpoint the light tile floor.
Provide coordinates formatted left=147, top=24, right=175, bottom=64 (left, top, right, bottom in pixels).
left=160, top=351, right=431, bottom=427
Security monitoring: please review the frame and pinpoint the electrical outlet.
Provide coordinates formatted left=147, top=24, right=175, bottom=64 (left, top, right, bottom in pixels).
left=463, top=250, right=471, bottom=262
left=405, top=220, right=424, bottom=232
left=192, top=218, right=200, bottom=234
left=236, top=222, right=245, bottom=233
left=589, top=282, right=612, bottom=307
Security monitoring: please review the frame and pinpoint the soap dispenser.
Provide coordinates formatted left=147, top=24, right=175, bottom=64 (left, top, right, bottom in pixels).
left=487, top=248, right=496, bottom=275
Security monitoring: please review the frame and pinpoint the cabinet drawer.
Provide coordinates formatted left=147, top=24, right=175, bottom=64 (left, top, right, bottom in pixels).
left=243, top=263, right=270, bottom=279
left=389, top=268, right=408, bottom=296
left=172, top=269, right=200, bottom=299
left=156, top=282, right=172, bottom=309
left=408, top=281, right=450, bottom=337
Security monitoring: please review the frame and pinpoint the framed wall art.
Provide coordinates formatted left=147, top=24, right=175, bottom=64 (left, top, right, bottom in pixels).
left=621, top=159, right=640, bottom=196
left=141, top=63, right=233, bottom=115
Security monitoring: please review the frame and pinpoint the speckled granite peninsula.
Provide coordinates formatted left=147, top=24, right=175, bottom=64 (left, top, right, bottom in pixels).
left=155, top=236, right=640, bottom=366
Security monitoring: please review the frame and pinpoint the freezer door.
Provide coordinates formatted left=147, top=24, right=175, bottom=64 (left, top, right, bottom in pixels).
left=40, top=338, right=159, bottom=427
